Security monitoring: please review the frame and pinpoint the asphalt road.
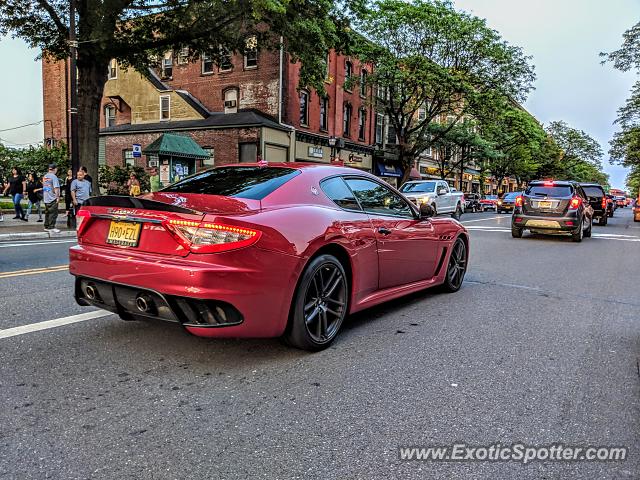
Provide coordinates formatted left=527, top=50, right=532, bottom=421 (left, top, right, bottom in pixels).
left=1, top=208, right=639, bottom=479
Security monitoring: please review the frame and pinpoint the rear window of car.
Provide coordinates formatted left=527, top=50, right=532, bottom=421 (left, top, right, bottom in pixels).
left=484, top=195, right=498, bottom=200
left=162, top=166, right=300, bottom=200
left=399, top=182, right=436, bottom=193
left=503, top=193, right=520, bottom=200
left=582, top=186, right=604, bottom=197
left=525, top=185, right=573, bottom=197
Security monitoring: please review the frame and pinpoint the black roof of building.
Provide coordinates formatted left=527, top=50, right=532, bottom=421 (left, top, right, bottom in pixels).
left=100, top=109, right=291, bottom=135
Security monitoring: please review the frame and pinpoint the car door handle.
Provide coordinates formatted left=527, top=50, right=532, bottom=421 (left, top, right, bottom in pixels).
left=378, top=227, right=392, bottom=235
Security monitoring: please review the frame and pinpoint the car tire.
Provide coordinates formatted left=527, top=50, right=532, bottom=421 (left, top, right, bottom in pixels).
left=572, top=221, right=584, bottom=243
left=283, top=254, right=348, bottom=351
left=440, top=237, right=467, bottom=293
left=431, top=203, right=438, bottom=216
left=584, top=219, right=592, bottom=237
left=598, top=215, right=607, bottom=226
left=511, top=226, right=523, bottom=238
left=451, top=203, right=462, bottom=220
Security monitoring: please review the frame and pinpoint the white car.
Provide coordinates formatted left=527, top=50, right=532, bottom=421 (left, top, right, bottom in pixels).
left=399, top=180, right=465, bottom=219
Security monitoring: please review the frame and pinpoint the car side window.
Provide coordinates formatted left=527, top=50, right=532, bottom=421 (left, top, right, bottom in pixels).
left=344, top=177, right=414, bottom=218
left=320, top=177, right=362, bottom=211
left=439, top=182, right=449, bottom=193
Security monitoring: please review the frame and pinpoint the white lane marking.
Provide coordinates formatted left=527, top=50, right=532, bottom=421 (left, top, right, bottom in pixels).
left=461, top=216, right=502, bottom=224
left=465, top=226, right=640, bottom=242
left=0, top=310, right=112, bottom=340
left=0, top=239, right=77, bottom=248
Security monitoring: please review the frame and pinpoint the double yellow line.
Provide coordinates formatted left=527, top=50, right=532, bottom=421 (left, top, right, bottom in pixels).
left=0, top=265, right=69, bottom=279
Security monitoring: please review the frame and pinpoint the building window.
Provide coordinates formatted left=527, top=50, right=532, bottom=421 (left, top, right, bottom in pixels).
left=224, top=88, right=238, bottom=114
left=161, top=51, right=173, bottom=79
left=105, top=105, right=116, bottom=127
left=219, top=47, right=233, bottom=72
left=375, top=113, right=384, bottom=145
left=177, top=47, right=189, bottom=65
left=418, top=104, right=427, bottom=121
left=343, top=103, right=352, bottom=137
left=123, top=149, right=134, bottom=167
left=244, top=36, right=258, bottom=69
left=360, top=69, right=367, bottom=97
left=358, top=108, right=366, bottom=140
left=299, top=90, right=309, bottom=126
left=107, top=59, right=117, bottom=80
left=202, top=53, right=214, bottom=74
left=160, top=95, right=170, bottom=121
left=344, top=61, right=353, bottom=91
left=239, top=143, right=258, bottom=163
left=376, top=84, right=387, bottom=101
left=387, top=121, right=397, bottom=144
left=320, top=97, right=328, bottom=131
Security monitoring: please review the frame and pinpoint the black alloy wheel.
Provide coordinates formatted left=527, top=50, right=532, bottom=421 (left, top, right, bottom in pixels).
left=511, top=226, right=523, bottom=238
left=452, top=203, right=463, bottom=220
left=441, top=238, right=467, bottom=292
left=584, top=218, right=592, bottom=237
left=284, top=254, right=348, bottom=351
left=598, top=215, right=607, bottom=226
left=572, top=219, right=584, bottom=243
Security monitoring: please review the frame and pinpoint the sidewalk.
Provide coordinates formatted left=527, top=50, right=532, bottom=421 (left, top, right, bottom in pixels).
left=0, top=211, right=77, bottom=241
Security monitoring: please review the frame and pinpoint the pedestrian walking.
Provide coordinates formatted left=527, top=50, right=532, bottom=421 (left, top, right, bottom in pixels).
left=2, top=167, right=27, bottom=221
left=64, top=169, right=74, bottom=228
left=25, top=172, right=44, bottom=222
left=42, top=163, right=61, bottom=233
left=149, top=167, right=161, bottom=192
left=70, top=167, right=92, bottom=229
left=127, top=173, right=141, bottom=196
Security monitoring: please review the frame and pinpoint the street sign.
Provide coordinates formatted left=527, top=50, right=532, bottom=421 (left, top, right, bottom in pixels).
left=132, top=144, right=142, bottom=158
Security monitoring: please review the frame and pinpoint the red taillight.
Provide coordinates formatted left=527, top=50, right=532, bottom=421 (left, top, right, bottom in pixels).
left=164, top=219, right=261, bottom=254
left=76, top=208, right=92, bottom=237
left=544, top=181, right=554, bottom=186
left=569, top=196, right=582, bottom=209
left=601, top=196, right=607, bottom=209
left=515, top=195, right=523, bottom=207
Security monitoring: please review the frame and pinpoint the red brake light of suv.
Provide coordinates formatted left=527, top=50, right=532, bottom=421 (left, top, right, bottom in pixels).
left=601, top=196, right=607, bottom=209
left=163, top=219, right=261, bottom=254
left=568, top=196, right=582, bottom=209
left=515, top=195, right=523, bottom=207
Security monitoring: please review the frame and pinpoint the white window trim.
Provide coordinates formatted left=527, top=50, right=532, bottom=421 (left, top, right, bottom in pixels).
left=105, top=105, right=116, bottom=127
left=160, top=95, right=171, bottom=121
left=107, top=59, right=118, bottom=80
left=161, top=53, right=173, bottom=78
left=201, top=53, right=214, bottom=75
left=219, top=47, right=233, bottom=72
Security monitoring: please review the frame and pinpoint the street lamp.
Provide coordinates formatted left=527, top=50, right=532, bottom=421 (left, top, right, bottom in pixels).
left=328, top=136, right=337, bottom=161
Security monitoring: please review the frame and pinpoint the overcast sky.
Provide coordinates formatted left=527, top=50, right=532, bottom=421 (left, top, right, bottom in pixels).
left=0, top=0, right=638, bottom=188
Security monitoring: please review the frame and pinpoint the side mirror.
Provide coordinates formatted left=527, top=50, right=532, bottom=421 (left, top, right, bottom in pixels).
left=437, top=187, right=447, bottom=196
left=419, top=202, right=435, bottom=219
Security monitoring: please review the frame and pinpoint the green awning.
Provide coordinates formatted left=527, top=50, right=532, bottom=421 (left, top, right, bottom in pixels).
left=142, top=132, right=210, bottom=160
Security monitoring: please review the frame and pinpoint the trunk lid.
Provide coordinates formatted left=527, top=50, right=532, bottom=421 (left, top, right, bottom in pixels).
left=77, top=194, right=260, bottom=256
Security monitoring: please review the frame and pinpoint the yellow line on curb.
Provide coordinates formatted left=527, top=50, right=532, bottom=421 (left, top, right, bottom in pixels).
left=0, top=265, right=69, bottom=279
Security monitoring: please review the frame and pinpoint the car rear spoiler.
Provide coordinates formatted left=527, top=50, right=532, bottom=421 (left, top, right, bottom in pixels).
left=82, top=195, right=199, bottom=215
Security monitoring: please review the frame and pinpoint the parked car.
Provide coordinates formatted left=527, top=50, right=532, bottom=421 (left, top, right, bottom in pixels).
left=399, top=180, right=465, bottom=219
left=70, top=163, right=469, bottom=351
left=479, top=195, right=498, bottom=211
left=634, top=200, right=640, bottom=222
left=511, top=180, right=594, bottom=242
left=497, top=192, right=523, bottom=214
left=464, top=193, right=482, bottom=213
left=579, top=183, right=608, bottom=226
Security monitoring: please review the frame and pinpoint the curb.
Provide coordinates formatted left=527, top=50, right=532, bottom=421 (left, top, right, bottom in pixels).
left=0, top=230, right=77, bottom=242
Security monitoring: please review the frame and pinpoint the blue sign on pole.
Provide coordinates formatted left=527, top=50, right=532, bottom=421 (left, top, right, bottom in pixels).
left=132, top=143, right=142, bottom=158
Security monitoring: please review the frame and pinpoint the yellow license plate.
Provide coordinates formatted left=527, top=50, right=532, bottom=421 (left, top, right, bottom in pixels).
left=106, top=221, right=142, bottom=247
left=526, top=219, right=559, bottom=228
left=538, top=201, right=552, bottom=208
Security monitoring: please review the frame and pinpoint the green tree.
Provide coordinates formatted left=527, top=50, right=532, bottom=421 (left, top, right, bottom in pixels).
left=545, top=121, right=603, bottom=172
left=0, top=143, right=69, bottom=180
left=352, top=0, right=535, bottom=184
left=0, top=0, right=354, bottom=190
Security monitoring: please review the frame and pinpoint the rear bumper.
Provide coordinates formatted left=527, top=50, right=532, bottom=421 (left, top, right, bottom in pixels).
left=69, top=244, right=302, bottom=338
left=512, top=212, right=580, bottom=232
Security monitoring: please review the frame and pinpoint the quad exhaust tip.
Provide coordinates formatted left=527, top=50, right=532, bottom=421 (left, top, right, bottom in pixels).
left=85, top=284, right=98, bottom=301
left=135, top=294, right=153, bottom=313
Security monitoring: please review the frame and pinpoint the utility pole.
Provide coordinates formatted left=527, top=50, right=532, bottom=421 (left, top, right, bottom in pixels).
left=69, top=0, right=79, bottom=177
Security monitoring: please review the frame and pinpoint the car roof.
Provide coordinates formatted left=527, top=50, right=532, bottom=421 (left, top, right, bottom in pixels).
left=221, top=162, right=375, bottom=177
left=579, top=183, right=604, bottom=188
left=529, top=180, right=574, bottom=186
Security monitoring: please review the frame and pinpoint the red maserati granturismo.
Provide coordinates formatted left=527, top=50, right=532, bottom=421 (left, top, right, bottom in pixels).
left=70, top=163, right=469, bottom=350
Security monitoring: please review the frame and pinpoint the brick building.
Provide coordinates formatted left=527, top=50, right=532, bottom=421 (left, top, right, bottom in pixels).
left=42, top=46, right=386, bottom=184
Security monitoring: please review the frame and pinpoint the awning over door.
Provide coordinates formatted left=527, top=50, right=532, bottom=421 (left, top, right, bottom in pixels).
left=142, top=132, right=210, bottom=160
